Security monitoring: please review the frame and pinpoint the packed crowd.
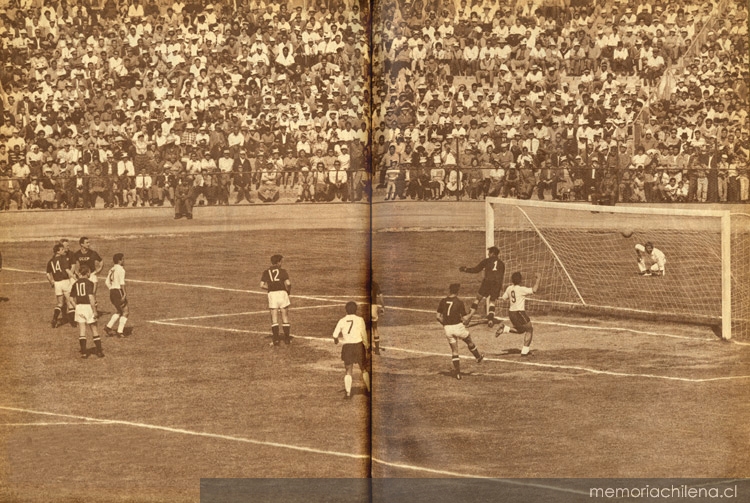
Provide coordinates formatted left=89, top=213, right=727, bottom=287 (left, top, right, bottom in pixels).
left=0, top=0, right=371, bottom=210
left=0, top=0, right=748, bottom=212
left=371, top=0, right=749, bottom=204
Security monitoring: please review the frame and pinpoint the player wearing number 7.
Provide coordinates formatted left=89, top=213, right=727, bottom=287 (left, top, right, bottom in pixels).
left=436, top=283, right=484, bottom=380
left=495, top=272, right=541, bottom=356
left=332, top=301, right=371, bottom=399
left=458, top=246, right=505, bottom=328
left=260, top=254, right=292, bottom=346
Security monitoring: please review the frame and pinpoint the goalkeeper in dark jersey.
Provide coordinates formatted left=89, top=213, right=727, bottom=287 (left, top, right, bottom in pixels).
left=458, top=246, right=505, bottom=328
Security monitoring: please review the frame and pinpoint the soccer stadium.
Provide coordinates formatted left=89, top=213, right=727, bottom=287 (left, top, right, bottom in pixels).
left=0, top=0, right=749, bottom=502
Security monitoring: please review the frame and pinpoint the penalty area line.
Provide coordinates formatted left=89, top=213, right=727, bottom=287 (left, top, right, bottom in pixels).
left=0, top=406, right=368, bottom=461
left=155, top=303, right=342, bottom=322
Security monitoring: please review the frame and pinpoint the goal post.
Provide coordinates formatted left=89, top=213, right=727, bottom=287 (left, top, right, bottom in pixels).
left=484, top=198, right=750, bottom=340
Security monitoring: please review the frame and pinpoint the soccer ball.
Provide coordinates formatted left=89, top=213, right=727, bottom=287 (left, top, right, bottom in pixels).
left=619, top=230, right=634, bottom=238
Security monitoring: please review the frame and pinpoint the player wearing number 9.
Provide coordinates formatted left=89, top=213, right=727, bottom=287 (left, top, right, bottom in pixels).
left=332, top=301, right=371, bottom=399
left=260, top=254, right=292, bottom=346
left=496, top=272, right=541, bottom=356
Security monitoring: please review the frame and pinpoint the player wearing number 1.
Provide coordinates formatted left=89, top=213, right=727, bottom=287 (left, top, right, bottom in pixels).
left=496, top=272, right=541, bottom=356
left=459, top=246, right=505, bottom=328
left=260, top=254, right=292, bottom=346
left=436, top=283, right=484, bottom=380
left=72, top=265, right=104, bottom=358
left=332, top=301, right=371, bottom=399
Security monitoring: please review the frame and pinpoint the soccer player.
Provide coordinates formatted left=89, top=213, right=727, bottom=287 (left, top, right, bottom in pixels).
left=72, top=237, right=103, bottom=296
left=495, top=272, right=541, bottom=356
left=46, top=243, right=76, bottom=328
left=104, top=253, right=129, bottom=337
left=72, top=265, right=104, bottom=358
left=332, top=301, right=371, bottom=398
left=260, top=254, right=292, bottom=346
left=458, top=246, right=505, bottom=327
left=635, top=241, right=666, bottom=276
left=371, top=280, right=385, bottom=354
left=436, top=283, right=484, bottom=380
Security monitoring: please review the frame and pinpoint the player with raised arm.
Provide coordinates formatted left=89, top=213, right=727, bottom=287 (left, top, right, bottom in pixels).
left=260, top=254, right=292, bottom=346
left=496, top=272, right=541, bottom=356
left=72, top=265, right=104, bottom=358
left=371, top=280, right=385, bottom=354
left=458, top=246, right=505, bottom=327
left=72, top=237, right=103, bottom=298
left=46, top=243, right=76, bottom=328
left=332, top=301, right=371, bottom=399
left=104, top=253, right=129, bottom=337
left=635, top=241, right=666, bottom=276
left=436, top=283, right=484, bottom=380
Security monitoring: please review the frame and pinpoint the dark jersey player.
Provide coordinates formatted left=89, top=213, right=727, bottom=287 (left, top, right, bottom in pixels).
left=71, top=265, right=104, bottom=358
left=46, top=243, right=76, bottom=328
left=72, top=237, right=103, bottom=295
left=436, top=283, right=484, bottom=380
left=459, top=246, right=505, bottom=327
left=260, top=254, right=292, bottom=346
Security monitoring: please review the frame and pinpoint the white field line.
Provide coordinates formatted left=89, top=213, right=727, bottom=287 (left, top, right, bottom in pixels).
left=152, top=319, right=750, bottom=383
left=156, top=304, right=342, bottom=322
left=0, top=405, right=590, bottom=496
left=0, top=405, right=369, bottom=460
left=370, top=458, right=589, bottom=496
left=385, top=305, right=721, bottom=342
left=0, top=421, right=117, bottom=426
left=0, top=280, right=48, bottom=285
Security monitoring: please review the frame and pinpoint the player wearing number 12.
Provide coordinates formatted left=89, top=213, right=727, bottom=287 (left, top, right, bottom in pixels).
left=496, top=272, right=541, bottom=356
left=459, top=246, right=505, bottom=328
left=72, top=265, right=104, bottom=358
left=436, top=283, right=484, bottom=380
left=260, top=254, right=292, bottom=346
left=332, top=301, right=371, bottom=399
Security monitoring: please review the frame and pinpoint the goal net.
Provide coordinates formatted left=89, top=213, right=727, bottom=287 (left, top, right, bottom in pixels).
left=485, top=198, right=750, bottom=340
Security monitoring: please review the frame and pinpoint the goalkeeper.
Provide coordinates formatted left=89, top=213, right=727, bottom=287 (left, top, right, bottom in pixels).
left=635, top=242, right=666, bottom=276
left=458, top=246, right=505, bottom=328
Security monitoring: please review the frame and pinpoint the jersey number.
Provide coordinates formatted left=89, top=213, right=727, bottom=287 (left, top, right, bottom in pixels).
left=51, top=261, right=62, bottom=273
left=445, top=301, right=453, bottom=316
left=510, top=291, right=516, bottom=303
left=269, top=269, right=280, bottom=282
left=75, top=283, right=87, bottom=297
left=346, top=320, right=353, bottom=334
left=108, top=270, right=115, bottom=283
left=492, top=261, right=498, bottom=271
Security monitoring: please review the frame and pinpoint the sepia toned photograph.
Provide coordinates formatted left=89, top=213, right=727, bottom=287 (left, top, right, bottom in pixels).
left=0, top=0, right=747, bottom=501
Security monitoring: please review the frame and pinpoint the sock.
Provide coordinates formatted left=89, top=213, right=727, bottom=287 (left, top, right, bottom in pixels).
left=373, top=327, right=380, bottom=349
left=117, top=316, right=128, bottom=334
left=502, top=325, right=511, bottom=334
left=271, top=324, right=279, bottom=343
left=488, top=303, right=496, bottom=319
left=94, top=338, right=102, bottom=352
left=344, top=374, right=352, bottom=394
left=79, top=338, right=87, bottom=353
left=452, top=356, right=461, bottom=373
left=521, top=346, right=530, bottom=355
left=53, top=307, right=61, bottom=323
left=362, top=371, right=370, bottom=392
left=107, top=314, right=120, bottom=329
left=470, top=301, right=478, bottom=311
left=282, top=324, right=291, bottom=341
left=467, top=343, right=481, bottom=360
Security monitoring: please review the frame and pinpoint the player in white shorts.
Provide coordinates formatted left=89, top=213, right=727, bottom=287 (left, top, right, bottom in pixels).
left=635, top=242, right=666, bottom=276
left=436, top=283, right=484, bottom=380
left=260, top=254, right=292, bottom=346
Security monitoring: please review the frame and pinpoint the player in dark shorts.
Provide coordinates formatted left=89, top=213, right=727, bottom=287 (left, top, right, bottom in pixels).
left=72, top=237, right=103, bottom=297
left=436, top=283, right=484, bottom=380
left=459, top=246, right=505, bottom=328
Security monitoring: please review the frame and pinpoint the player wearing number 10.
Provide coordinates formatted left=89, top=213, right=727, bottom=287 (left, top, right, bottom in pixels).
left=72, top=265, right=104, bottom=358
left=459, top=246, right=505, bottom=328
left=436, top=283, right=484, bottom=380
left=332, top=301, right=371, bottom=399
left=260, top=254, right=292, bottom=346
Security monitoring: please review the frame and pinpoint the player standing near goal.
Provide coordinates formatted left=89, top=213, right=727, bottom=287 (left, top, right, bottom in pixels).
left=104, top=253, right=130, bottom=337
left=72, top=265, right=104, bottom=358
left=436, top=283, right=484, bottom=380
left=332, top=301, right=371, bottom=398
left=371, top=280, right=385, bottom=354
left=458, top=246, right=505, bottom=327
left=495, top=272, right=541, bottom=356
left=635, top=242, right=666, bottom=276
left=260, top=254, right=292, bottom=346
left=46, top=243, right=76, bottom=328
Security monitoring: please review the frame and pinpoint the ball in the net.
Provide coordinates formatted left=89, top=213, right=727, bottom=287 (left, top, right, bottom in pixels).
left=619, top=230, right=634, bottom=238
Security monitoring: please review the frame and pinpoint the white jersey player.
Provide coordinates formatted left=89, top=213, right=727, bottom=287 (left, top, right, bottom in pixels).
left=635, top=242, right=666, bottom=276
left=496, top=272, right=541, bottom=356
left=104, top=253, right=130, bottom=337
left=332, top=301, right=370, bottom=398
